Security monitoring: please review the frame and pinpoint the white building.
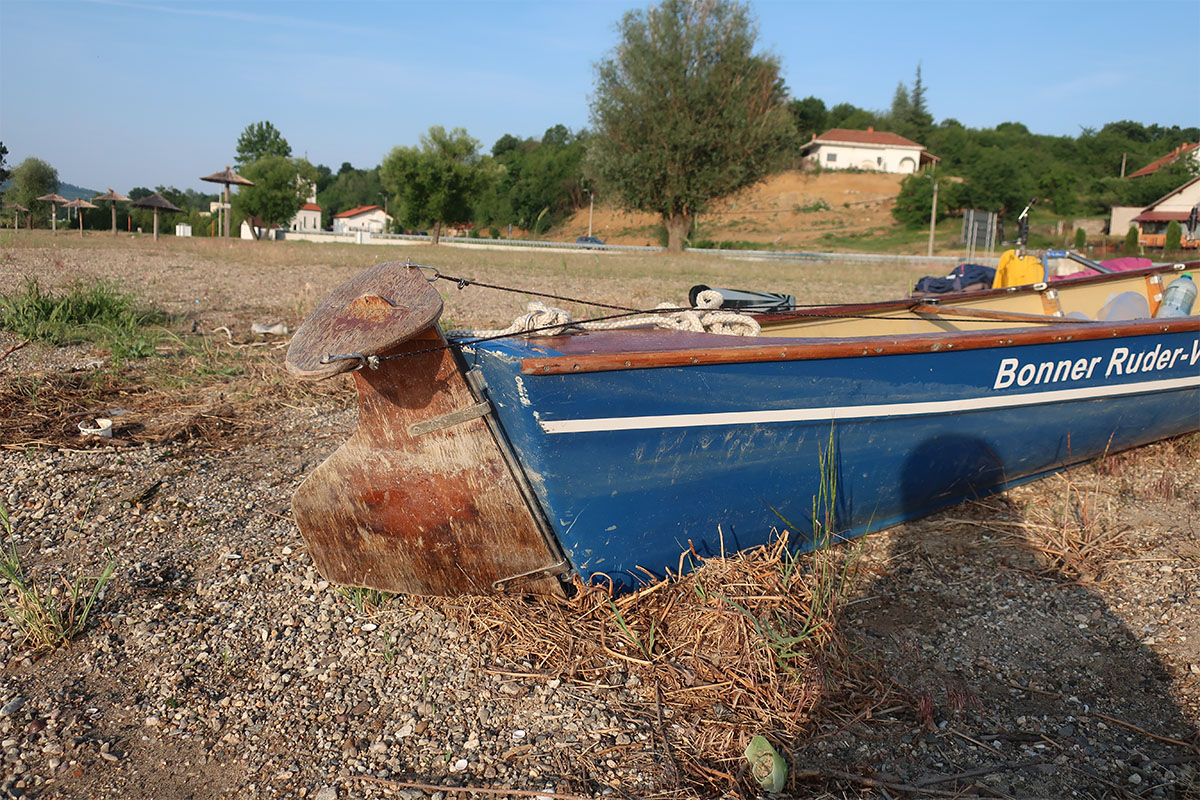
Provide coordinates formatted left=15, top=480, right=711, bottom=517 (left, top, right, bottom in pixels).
left=801, top=127, right=937, bottom=174
left=291, top=202, right=322, bottom=231
left=1115, top=176, right=1200, bottom=249
left=332, top=204, right=392, bottom=234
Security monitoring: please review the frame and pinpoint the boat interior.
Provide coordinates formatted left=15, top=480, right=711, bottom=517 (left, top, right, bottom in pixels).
left=758, top=264, right=1195, bottom=339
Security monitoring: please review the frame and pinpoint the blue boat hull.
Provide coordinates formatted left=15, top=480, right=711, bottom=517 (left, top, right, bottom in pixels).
left=464, top=330, right=1200, bottom=591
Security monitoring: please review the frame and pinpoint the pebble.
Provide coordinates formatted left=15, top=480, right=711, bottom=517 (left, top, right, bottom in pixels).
left=0, top=375, right=1192, bottom=800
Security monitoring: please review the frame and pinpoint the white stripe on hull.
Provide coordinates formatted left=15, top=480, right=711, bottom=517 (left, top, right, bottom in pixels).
left=538, top=375, right=1200, bottom=434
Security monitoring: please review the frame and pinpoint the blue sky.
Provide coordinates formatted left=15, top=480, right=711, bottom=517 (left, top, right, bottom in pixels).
left=2, top=0, right=1198, bottom=194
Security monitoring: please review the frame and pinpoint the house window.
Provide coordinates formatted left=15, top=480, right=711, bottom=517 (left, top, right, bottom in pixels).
left=877, top=157, right=883, bottom=166
left=826, top=153, right=837, bottom=163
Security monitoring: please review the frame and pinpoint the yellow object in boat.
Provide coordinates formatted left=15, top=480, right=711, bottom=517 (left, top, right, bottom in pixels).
left=992, top=250, right=1044, bottom=288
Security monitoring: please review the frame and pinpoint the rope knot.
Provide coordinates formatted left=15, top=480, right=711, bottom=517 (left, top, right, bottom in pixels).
left=515, top=302, right=574, bottom=336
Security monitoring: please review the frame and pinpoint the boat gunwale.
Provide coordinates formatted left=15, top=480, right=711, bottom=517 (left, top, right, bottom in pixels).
left=514, top=316, right=1200, bottom=375
left=758, top=261, right=1196, bottom=323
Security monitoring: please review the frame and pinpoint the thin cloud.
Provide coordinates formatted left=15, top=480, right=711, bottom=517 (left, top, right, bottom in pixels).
left=86, top=0, right=379, bottom=38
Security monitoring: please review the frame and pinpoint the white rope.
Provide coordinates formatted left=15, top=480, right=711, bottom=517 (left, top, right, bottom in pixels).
left=446, top=290, right=761, bottom=340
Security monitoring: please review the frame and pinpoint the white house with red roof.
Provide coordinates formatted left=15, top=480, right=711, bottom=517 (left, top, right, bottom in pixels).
left=801, top=127, right=937, bottom=174
left=1126, top=142, right=1199, bottom=179
left=291, top=202, right=322, bottom=232
left=1116, top=176, right=1200, bottom=249
left=332, top=204, right=392, bottom=234
left=1109, top=143, right=1200, bottom=243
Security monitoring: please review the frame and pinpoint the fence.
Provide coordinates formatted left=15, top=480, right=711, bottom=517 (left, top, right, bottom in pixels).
left=276, top=228, right=989, bottom=267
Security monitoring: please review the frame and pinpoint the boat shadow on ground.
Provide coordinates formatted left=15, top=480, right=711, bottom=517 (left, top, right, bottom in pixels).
left=800, top=436, right=1200, bottom=798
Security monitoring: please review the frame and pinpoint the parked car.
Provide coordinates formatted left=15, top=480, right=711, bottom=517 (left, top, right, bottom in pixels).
left=575, top=235, right=605, bottom=246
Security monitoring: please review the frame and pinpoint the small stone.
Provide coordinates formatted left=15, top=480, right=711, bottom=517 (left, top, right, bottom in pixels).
left=1128, top=773, right=1142, bottom=785
left=314, top=788, right=337, bottom=800
left=0, top=698, right=25, bottom=717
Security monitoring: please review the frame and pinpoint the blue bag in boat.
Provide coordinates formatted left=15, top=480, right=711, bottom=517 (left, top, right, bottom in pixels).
left=912, top=263, right=997, bottom=296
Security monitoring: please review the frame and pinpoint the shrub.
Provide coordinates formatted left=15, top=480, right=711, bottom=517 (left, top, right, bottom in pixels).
left=1123, top=225, right=1140, bottom=253
left=1165, top=220, right=1183, bottom=251
left=1074, top=227, right=1087, bottom=250
left=794, top=199, right=831, bottom=214
left=489, top=226, right=500, bottom=239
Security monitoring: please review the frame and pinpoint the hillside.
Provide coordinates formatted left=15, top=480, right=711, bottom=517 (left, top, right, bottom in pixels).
left=0, top=180, right=99, bottom=201
left=556, top=170, right=906, bottom=248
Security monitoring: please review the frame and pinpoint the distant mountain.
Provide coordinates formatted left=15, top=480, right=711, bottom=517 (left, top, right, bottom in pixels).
left=57, top=182, right=100, bottom=200
left=0, top=180, right=100, bottom=199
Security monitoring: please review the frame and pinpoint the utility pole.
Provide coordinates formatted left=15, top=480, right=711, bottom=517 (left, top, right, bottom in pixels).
left=927, top=179, right=938, bottom=257
left=587, top=190, right=594, bottom=238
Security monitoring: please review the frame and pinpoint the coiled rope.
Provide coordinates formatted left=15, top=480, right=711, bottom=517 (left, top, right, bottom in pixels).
left=444, top=289, right=761, bottom=340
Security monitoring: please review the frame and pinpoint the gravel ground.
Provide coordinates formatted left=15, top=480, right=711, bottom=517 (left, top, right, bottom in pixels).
left=0, top=235, right=1197, bottom=799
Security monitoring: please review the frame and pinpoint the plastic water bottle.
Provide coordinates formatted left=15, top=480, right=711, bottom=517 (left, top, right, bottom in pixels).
left=1156, top=275, right=1197, bottom=318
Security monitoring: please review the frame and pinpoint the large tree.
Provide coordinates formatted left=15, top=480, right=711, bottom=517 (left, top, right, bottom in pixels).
left=4, top=157, right=59, bottom=227
left=232, top=155, right=317, bottom=233
left=236, top=121, right=292, bottom=167
left=381, top=126, right=497, bottom=245
left=587, top=0, right=794, bottom=252
left=0, top=142, right=9, bottom=185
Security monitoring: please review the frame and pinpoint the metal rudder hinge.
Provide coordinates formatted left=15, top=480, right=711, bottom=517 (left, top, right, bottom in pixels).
left=408, top=402, right=491, bottom=436
left=492, top=559, right=571, bottom=591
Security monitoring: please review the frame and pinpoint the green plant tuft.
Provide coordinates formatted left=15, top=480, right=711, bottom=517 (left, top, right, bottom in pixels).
left=0, top=503, right=117, bottom=653
left=0, top=278, right=166, bottom=361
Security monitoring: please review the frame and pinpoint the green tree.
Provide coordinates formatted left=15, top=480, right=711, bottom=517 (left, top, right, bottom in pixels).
left=826, top=102, right=880, bottom=131
left=232, top=155, right=318, bottom=233
left=316, top=165, right=384, bottom=229
left=235, top=121, right=292, bottom=167
left=787, top=96, right=828, bottom=145
left=474, top=126, right=589, bottom=232
left=381, top=126, right=497, bottom=245
left=5, top=157, right=59, bottom=227
left=587, top=0, right=794, bottom=251
left=1073, top=227, right=1087, bottom=250
left=1165, top=219, right=1183, bottom=251
left=892, top=168, right=958, bottom=229
left=0, top=142, right=9, bottom=185
left=890, top=83, right=912, bottom=132
left=1123, top=225, right=1140, bottom=253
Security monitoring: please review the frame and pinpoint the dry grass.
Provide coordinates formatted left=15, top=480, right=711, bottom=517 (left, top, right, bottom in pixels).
left=1004, top=433, right=1200, bottom=583
left=440, top=531, right=881, bottom=795
left=0, top=329, right=352, bottom=449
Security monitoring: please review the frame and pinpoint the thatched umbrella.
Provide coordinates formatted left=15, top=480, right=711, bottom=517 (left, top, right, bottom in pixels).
left=130, top=192, right=183, bottom=241
left=200, top=165, right=255, bottom=243
left=92, top=189, right=131, bottom=237
left=36, top=193, right=69, bottom=233
left=4, top=203, right=28, bottom=230
left=63, top=197, right=98, bottom=238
